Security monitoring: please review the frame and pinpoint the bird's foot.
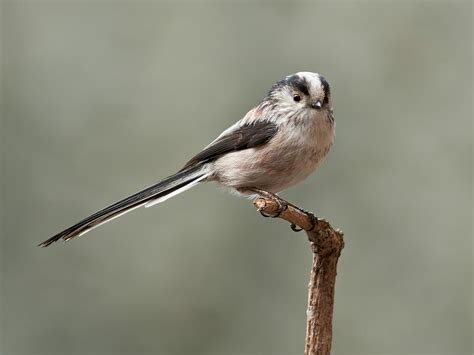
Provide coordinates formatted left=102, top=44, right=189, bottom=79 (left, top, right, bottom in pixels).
left=290, top=210, right=318, bottom=232
left=247, top=188, right=287, bottom=218
left=243, top=187, right=319, bottom=233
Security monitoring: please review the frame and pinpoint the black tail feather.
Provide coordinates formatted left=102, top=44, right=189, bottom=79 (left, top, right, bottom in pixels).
left=39, top=165, right=206, bottom=247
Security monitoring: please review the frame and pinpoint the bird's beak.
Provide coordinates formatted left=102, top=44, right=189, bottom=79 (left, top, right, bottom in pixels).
left=311, top=100, right=322, bottom=109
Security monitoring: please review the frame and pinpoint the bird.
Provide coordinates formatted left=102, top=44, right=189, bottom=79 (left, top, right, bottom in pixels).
left=39, top=72, right=335, bottom=247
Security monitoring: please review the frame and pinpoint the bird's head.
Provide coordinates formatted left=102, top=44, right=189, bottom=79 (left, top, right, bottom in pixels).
left=264, top=72, right=333, bottom=123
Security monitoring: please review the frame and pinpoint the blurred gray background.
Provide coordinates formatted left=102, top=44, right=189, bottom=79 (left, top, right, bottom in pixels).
left=1, top=1, right=472, bottom=354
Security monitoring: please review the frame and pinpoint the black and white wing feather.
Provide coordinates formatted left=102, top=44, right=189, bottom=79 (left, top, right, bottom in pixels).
left=181, top=120, right=278, bottom=170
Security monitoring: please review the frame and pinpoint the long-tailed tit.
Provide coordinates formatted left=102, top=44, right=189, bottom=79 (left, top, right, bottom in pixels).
left=40, top=72, right=334, bottom=247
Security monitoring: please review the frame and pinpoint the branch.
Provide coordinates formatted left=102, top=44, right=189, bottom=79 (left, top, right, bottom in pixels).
left=253, top=197, right=344, bottom=355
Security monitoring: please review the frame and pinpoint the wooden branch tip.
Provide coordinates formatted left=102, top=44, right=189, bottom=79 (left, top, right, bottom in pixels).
left=252, top=195, right=344, bottom=355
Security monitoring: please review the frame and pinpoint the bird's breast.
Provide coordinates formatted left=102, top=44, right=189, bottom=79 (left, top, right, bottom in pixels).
left=213, top=117, right=334, bottom=192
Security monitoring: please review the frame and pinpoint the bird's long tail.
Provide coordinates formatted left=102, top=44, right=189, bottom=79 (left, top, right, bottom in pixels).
left=39, top=165, right=209, bottom=247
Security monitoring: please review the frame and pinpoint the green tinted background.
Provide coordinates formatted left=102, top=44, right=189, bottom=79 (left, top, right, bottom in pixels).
left=1, top=1, right=472, bottom=354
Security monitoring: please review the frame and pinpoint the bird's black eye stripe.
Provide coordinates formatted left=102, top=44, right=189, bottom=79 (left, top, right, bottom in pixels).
left=293, top=94, right=301, bottom=102
left=266, top=74, right=310, bottom=101
left=319, top=75, right=331, bottom=105
left=286, top=75, right=310, bottom=96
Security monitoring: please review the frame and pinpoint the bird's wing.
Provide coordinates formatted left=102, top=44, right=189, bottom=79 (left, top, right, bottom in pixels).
left=181, top=120, right=278, bottom=170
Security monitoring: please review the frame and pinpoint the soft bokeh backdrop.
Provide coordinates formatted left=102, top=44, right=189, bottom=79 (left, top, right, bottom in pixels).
left=1, top=1, right=472, bottom=354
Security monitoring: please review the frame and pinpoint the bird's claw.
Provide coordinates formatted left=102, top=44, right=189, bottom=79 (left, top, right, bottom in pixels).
left=290, top=223, right=303, bottom=232
left=260, top=210, right=275, bottom=218
left=290, top=211, right=318, bottom=233
left=250, top=187, right=319, bottom=232
left=258, top=197, right=286, bottom=218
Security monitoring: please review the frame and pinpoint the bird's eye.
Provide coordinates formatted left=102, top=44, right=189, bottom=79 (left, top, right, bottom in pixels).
left=293, top=94, right=301, bottom=102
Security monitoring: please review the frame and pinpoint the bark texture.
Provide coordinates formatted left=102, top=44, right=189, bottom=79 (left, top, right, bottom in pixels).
left=253, top=197, right=344, bottom=355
